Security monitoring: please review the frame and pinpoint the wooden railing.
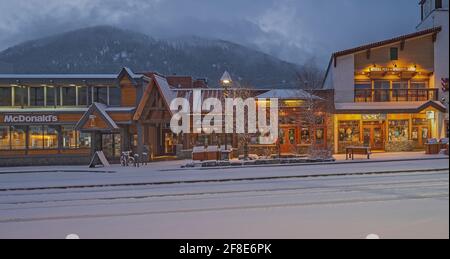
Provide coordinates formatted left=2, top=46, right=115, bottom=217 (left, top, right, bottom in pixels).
left=354, top=88, right=439, bottom=102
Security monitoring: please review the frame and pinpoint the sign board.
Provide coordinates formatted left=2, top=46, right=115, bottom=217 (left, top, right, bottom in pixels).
left=89, top=151, right=111, bottom=168
left=362, top=114, right=387, bottom=121
left=369, top=67, right=416, bottom=73
left=3, top=114, right=58, bottom=124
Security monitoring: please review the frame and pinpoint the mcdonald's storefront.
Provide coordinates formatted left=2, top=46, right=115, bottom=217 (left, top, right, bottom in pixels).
left=0, top=68, right=331, bottom=167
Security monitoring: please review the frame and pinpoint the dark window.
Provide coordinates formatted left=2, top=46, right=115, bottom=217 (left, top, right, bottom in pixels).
left=392, top=81, right=409, bottom=101
left=78, top=87, right=88, bottom=106
left=0, top=87, right=12, bottom=106
left=109, top=86, right=121, bottom=106
left=46, top=87, right=58, bottom=107
left=374, top=81, right=391, bottom=102
left=94, top=87, right=108, bottom=104
left=354, top=82, right=372, bottom=102
left=62, top=87, right=76, bottom=106
left=30, top=87, right=45, bottom=106
left=390, top=48, right=399, bottom=61
left=14, top=86, right=27, bottom=107
left=436, top=0, right=443, bottom=9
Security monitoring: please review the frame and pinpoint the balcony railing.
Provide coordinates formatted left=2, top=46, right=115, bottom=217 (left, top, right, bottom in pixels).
left=354, top=88, right=439, bottom=102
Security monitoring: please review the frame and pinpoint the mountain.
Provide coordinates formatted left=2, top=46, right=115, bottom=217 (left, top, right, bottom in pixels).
left=0, top=26, right=301, bottom=88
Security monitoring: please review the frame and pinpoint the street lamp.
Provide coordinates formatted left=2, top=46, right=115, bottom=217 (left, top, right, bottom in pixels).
left=220, top=71, right=233, bottom=158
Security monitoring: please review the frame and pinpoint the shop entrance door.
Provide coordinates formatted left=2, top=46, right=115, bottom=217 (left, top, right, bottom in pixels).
left=164, top=131, right=175, bottom=155
left=412, top=126, right=430, bottom=149
left=279, top=127, right=297, bottom=154
left=363, top=122, right=385, bottom=150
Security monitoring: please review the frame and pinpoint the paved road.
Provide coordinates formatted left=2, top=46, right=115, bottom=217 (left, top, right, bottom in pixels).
left=0, top=159, right=448, bottom=239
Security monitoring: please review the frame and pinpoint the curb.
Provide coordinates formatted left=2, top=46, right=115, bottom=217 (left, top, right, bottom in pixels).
left=162, top=156, right=449, bottom=172
left=0, top=168, right=448, bottom=192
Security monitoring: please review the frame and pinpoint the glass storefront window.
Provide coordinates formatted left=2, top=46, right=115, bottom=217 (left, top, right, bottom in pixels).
left=315, top=128, right=325, bottom=145
left=79, top=132, right=91, bottom=148
left=29, top=126, right=43, bottom=149
left=44, top=126, right=58, bottom=149
left=0, top=87, right=12, bottom=106
left=62, top=87, right=76, bottom=106
left=62, top=126, right=77, bottom=149
left=11, top=126, right=26, bottom=150
left=300, top=128, right=311, bottom=144
left=0, top=126, right=10, bottom=150
left=30, top=87, right=45, bottom=107
left=388, top=120, right=409, bottom=142
left=338, top=121, right=360, bottom=142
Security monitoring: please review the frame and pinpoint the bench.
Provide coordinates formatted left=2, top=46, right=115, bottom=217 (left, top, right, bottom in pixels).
left=346, top=146, right=372, bottom=160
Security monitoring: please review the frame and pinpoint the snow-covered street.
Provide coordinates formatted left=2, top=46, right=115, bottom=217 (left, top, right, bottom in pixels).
left=0, top=158, right=448, bottom=239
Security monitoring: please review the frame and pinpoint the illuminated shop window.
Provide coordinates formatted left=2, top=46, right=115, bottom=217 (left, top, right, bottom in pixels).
left=338, top=121, right=360, bottom=142
left=62, top=126, right=78, bottom=149
left=44, top=126, right=59, bottom=149
left=11, top=126, right=26, bottom=150
left=388, top=120, right=409, bottom=142
left=315, top=128, right=325, bottom=145
left=0, top=126, right=10, bottom=150
left=0, top=87, right=12, bottom=106
left=79, top=132, right=91, bottom=148
left=300, top=127, right=311, bottom=144
left=29, top=126, right=44, bottom=149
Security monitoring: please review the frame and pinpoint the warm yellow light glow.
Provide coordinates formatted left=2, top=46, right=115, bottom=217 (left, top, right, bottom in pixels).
left=221, top=80, right=231, bottom=85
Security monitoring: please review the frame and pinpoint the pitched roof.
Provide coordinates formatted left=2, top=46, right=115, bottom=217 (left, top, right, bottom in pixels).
left=256, top=89, right=319, bottom=100
left=75, top=102, right=119, bottom=131
left=333, top=27, right=441, bottom=58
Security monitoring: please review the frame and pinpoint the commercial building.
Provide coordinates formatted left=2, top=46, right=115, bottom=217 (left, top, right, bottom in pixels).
left=0, top=68, right=326, bottom=166
left=323, top=0, right=449, bottom=153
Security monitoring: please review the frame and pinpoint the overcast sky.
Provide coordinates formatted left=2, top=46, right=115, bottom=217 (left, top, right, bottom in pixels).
left=0, top=0, right=420, bottom=65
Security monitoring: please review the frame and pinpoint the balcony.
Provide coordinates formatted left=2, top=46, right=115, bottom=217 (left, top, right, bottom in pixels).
left=354, top=88, right=439, bottom=102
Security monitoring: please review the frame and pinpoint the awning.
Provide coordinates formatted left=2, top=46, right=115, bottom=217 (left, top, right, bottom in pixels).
left=335, top=101, right=447, bottom=114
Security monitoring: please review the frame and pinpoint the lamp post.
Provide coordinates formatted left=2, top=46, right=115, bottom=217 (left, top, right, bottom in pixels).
left=220, top=71, right=232, bottom=158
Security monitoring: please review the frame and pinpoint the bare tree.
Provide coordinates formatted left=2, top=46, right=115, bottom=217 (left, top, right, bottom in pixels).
left=296, top=57, right=325, bottom=90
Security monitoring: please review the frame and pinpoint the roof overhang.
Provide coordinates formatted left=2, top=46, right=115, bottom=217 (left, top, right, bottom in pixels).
left=335, top=101, right=447, bottom=114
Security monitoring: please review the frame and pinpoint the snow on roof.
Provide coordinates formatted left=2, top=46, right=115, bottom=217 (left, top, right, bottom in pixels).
left=0, top=74, right=118, bottom=79
left=93, top=102, right=119, bottom=129
left=154, top=74, right=178, bottom=107
left=257, top=89, right=318, bottom=100
left=0, top=107, right=89, bottom=113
